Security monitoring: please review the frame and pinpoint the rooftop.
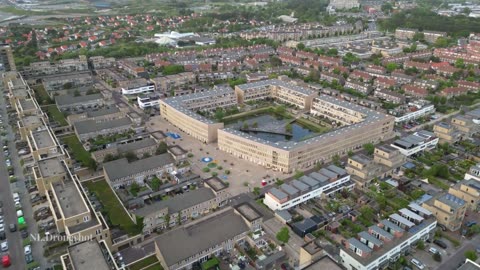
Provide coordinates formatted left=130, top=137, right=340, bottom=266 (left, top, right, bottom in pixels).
left=74, top=117, right=132, bottom=135
left=55, top=94, right=103, bottom=106
left=31, top=129, right=55, bottom=149
left=19, top=99, right=36, bottom=111
left=52, top=181, right=88, bottom=218
left=154, top=208, right=250, bottom=267
left=86, top=106, right=120, bottom=118
left=117, top=138, right=157, bottom=154
left=133, top=187, right=216, bottom=217
left=103, top=153, right=175, bottom=182
left=234, top=203, right=262, bottom=222
left=67, top=241, right=110, bottom=270
left=204, top=176, right=228, bottom=192
left=437, top=193, right=466, bottom=210
left=37, top=158, right=66, bottom=178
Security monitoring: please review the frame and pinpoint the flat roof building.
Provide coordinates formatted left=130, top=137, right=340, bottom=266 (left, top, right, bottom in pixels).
left=73, top=117, right=132, bottom=141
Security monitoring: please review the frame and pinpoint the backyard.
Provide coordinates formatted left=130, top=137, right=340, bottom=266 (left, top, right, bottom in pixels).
left=62, top=135, right=97, bottom=169
left=83, top=179, right=142, bottom=236
left=46, top=105, right=68, bottom=126
left=128, top=255, right=162, bottom=270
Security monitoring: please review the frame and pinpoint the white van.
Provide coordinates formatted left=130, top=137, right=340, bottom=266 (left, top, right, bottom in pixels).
left=16, top=210, right=23, bottom=217
left=12, top=193, right=19, bottom=202
left=411, top=258, right=425, bottom=269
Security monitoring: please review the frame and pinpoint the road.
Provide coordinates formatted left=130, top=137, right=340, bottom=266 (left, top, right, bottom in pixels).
left=0, top=86, right=26, bottom=269
left=0, top=83, right=48, bottom=269
left=437, top=234, right=480, bottom=270
left=410, top=103, right=480, bottom=133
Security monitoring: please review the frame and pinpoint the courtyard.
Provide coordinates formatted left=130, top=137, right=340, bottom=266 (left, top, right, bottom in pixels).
left=147, top=115, right=293, bottom=196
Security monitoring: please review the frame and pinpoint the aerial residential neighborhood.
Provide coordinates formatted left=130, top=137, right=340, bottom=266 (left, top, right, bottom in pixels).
left=0, top=0, right=479, bottom=270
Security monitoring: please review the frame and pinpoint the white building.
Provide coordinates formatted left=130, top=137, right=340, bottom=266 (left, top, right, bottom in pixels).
left=465, top=164, right=480, bottom=182
left=121, top=84, right=155, bottom=95
left=340, top=205, right=437, bottom=270
left=395, top=104, right=436, bottom=123
left=263, top=165, right=354, bottom=211
left=138, top=95, right=161, bottom=109
left=390, top=130, right=439, bottom=156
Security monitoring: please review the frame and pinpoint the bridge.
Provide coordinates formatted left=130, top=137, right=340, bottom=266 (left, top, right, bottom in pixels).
left=239, top=128, right=292, bottom=137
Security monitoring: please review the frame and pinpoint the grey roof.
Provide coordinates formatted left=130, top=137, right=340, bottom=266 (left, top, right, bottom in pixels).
left=74, top=117, right=131, bottom=135
left=319, top=168, right=337, bottom=179
left=350, top=154, right=372, bottom=165
left=86, top=106, right=120, bottom=118
left=408, top=203, right=432, bottom=216
left=399, top=208, right=424, bottom=222
left=358, top=231, right=383, bottom=247
left=103, top=153, right=175, bottom=181
left=381, top=217, right=408, bottom=232
left=268, top=188, right=288, bottom=200
left=326, top=165, right=346, bottom=175
left=154, top=209, right=249, bottom=267
left=291, top=180, right=309, bottom=192
left=275, top=210, right=292, bottom=221
left=236, top=79, right=316, bottom=96
left=466, top=108, right=480, bottom=118
left=437, top=193, right=466, bottom=210
left=280, top=184, right=299, bottom=196
left=347, top=238, right=372, bottom=253
left=458, top=260, right=480, bottom=270
left=292, top=218, right=317, bottom=232
left=369, top=225, right=394, bottom=240
left=309, top=172, right=329, bottom=183
left=68, top=241, right=110, bottom=270
left=55, top=94, right=103, bottom=106
left=133, top=188, right=215, bottom=217
left=117, top=138, right=157, bottom=154
left=299, top=176, right=319, bottom=188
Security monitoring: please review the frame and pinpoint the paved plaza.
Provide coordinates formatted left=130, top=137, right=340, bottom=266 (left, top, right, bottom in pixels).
left=147, top=116, right=294, bottom=196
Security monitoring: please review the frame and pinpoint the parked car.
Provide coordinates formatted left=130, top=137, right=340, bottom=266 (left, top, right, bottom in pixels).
left=24, top=245, right=31, bottom=255
left=9, top=224, right=16, bottom=232
left=0, top=232, right=5, bottom=240
left=434, top=239, right=447, bottom=249
left=466, top=221, right=477, bottom=227
left=20, top=229, right=28, bottom=239
left=25, top=254, right=33, bottom=264
left=410, top=258, right=425, bottom=270
left=428, top=247, right=439, bottom=254
left=0, top=242, right=8, bottom=252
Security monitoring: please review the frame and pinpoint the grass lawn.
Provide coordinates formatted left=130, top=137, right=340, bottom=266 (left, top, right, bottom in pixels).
left=46, top=105, right=68, bottom=126
left=33, top=85, right=53, bottom=105
left=83, top=180, right=142, bottom=236
left=62, top=135, right=96, bottom=169
left=129, top=255, right=160, bottom=270
left=143, top=263, right=164, bottom=270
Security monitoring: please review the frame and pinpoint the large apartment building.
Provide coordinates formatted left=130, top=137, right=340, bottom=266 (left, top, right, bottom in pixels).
left=154, top=205, right=262, bottom=270
left=103, top=153, right=176, bottom=188
left=73, top=117, right=132, bottom=141
left=61, top=240, right=121, bottom=270
left=339, top=205, right=437, bottom=270
left=0, top=44, right=15, bottom=71
left=160, top=79, right=394, bottom=172
left=263, top=165, right=354, bottom=211
left=134, top=178, right=229, bottom=233
left=448, top=180, right=480, bottom=211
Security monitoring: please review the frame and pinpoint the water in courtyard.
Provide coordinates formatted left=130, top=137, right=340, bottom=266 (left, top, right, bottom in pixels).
left=225, top=114, right=317, bottom=142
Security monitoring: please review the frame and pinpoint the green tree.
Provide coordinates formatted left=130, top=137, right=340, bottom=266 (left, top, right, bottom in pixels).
left=63, top=82, right=73, bottom=89
left=253, top=187, right=261, bottom=196
left=156, top=141, right=168, bottom=155
left=73, top=89, right=81, bottom=96
left=386, top=63, right=398, bottom=73
left=332, top=154, right=341, bottom=166
left=276, top=227, right=290, bottom=244
left=455, top=58, right=465, bottom=69
left=242, top=122, right=249, bottom=129
left=103, top=154, right=116, bottom=162
left=363, top=143, right=375, bottom=156
left=416, top=240, right=425, bottom=250
left=130, top=182, right=141, bottom=196
left=465, top=250, right=478, bottom=261
left=296, top=43, right=305, bottom=50
left=381, top=2, right=393, bottom=13
left=162, top=65, right=185, bottom=75
left=150, top=176, right=162, bottom=191
left=214, top=108, right=225, bottom=121
left=124, top=151, right=138, bottom=162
